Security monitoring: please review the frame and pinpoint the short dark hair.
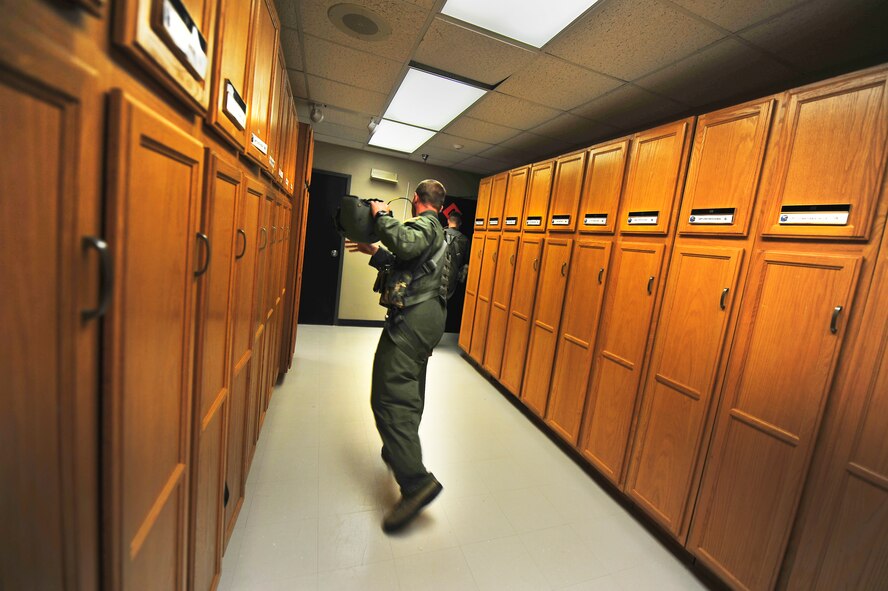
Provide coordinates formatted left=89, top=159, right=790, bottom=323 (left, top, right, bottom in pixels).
left=448, top=211, right=462, bottom=228
left=416, top=179, right=446, bottom=210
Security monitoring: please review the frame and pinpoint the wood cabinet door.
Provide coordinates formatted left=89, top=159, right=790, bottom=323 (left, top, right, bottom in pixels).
left=0, top=31, right=101, bottom=591
left=688, top=250, right=861, bottom=591
left=500, top=236, right=544, bottom=395
left=487, top=172, right=508, bottom=231
left=503, top=166, right=529, bottom=231
left=245, top=0, right=279, bottom=170
left=458, top=233, right=486, bottom=352
left=580, top=242, right=665, bottom=483
left=619, top=118, right=694, bottom=235
left=483, top=234, right=521, bottom=378
left=523, top=160, right=554, bottom=232
left=115, top=0, right=218, bottom=112
left=266, top=50, right=286, bottom=180
left=547, top=151, right=586, bottom=232
left=104, top=90, right=204, bottom=591
left=469, top=234, right=501, bottom=363
left=546, top=240, right=613, bottom=444
left=677, top=99, right=774, bottom=237
left=473, top=176, right=493, bottom=230
left=208, top=0, right=257, bottom=149
left=522, top=239, right=574, bottom=416
left=760, top=68, right=888, bottom=240
left=625, top=245, right=744, bottom=541
left=578, top=138, right=629, bottom=234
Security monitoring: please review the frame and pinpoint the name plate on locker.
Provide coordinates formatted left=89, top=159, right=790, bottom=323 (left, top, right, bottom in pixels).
left=689, top=207, right=735, bottom=225
left=526, top=216, right=542, bottom=227
left=162, top=0, right=208, bottom=80
left=584, top=213, right=607, bottom=226
left=505, top=217, right=518, bottom=226
left=551, top=215, right=571, bottom=226
left=269, top=156, right=276, bottom=169
left=627, top=210, right=659, bottom=225
left=489, top=218, right=500, bottom=227
left=778, top=204, right=850, bottom=225
left=475, top=218, right=485, bottom=227
left=224, top=81, right=247, bottom=130
left=251, top=133, right=268, bottom=155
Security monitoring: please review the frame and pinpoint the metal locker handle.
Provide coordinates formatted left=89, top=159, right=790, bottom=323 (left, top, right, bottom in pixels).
left=81, top=236, right=113, bottom=320
left=493, top=251, right=498, bottom=262
left=598, top=267, right=604, bottom=284
left=510, top=254, right=515, bottom=266
left=235, top=229, right=247, bottom=259
left=195, top=233, right=211, bottom=277
left=259, top=227, right=267, bottom=249
left=830, top=305, right=844, bottom=334
left=533, top=258, right=539, bottom=271
left=561, top=262, right=567, bottom=276
left=720, top=288, right=729, bottom=310
left=647, top=275, right=654, bottom=295
left=271, top=226, right=277, bottom=244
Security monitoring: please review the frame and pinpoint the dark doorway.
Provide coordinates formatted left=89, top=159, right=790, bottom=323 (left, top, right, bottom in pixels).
left=441, top=196, right=476, bottom=334
left=298, top=169, right=349, bottom=325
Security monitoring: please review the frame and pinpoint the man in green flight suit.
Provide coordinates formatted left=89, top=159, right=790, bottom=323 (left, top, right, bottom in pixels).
left=345, top=179, right=449, bottom=533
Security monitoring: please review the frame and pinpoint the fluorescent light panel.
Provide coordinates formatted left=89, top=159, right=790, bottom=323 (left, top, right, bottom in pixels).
left=367, top=119, right=436, bottom=153
left=383, top=67, right=487, bottom=131
left=441, top=0, right=598, bottom=48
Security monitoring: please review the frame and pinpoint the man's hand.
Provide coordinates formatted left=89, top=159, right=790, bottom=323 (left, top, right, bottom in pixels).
left=345, top=240, right=378, bottom=256
left=370, top=200, right=390, bottom=218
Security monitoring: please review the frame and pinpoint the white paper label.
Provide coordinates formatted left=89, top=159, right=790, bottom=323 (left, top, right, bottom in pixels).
left=162, top=0, right=207, bottom=80
left=628, top=215, right=658, bottom=225
left=269, top=157, right=276, bottom=168
left=475, top=219, right=484, bottom=226
left=224, top=83, right=247, bottom=130
left=526, top=218, right=542, bottom=226
left=279, top=169, right=284, bottom=179
left=251, top=133, right=268, bottom=155
left=779, top=211, right=849, bottom=225
left=584, top=215, right=607, bottom=226
left=489, top=218, right=499, bottom=226
left=690, top=214, right=734, bottom=224
left=552, top=217, right=570, bottom=226
left=505, top=218, right=518, bottom=226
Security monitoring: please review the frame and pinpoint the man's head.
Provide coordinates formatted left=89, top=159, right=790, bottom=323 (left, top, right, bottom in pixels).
left=447, top=212, right=462, bottom=229
left=412, top=179, right=446, bottom=214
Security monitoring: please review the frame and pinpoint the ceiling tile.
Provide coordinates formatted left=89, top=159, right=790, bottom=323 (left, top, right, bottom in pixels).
left=423, top=132, right=493, bottom=156
left=500, top=132, right=568, bottom=161
left=310, top=121, right=371, bottom=143
left=740, top=0, right=888, bottom=73
left=457, top=155, right=509, bottom=175
left=276, top=0, right=299, bottom=29
left=571, top=84, right=687, bottom=131
left=413, top=17, right=537, bottom=86
left=529, top=112, right=621, bottom=146
left=321, top=108, right=375, bottom=130
left=287, top=69, right=309, bottom=99
left=477, top=143, right=537, bottom=166
left=442, top=117, right=521, bottom=144
left=669, top=0, right=809, bottom=31
left=408, top=146, right=466, bottom=166
left=303, top=34, right=403, bottom=94
left=298, top=0, right=431, bottom=62
left=464, top=92, right=561, bottom=131
left=306, top=75, right=388, bottom=114
left=547, top=0, right=724, bottom=81
left=497, top=54, right=623, bottom=111
left=636, top=38, right=796, bottom=107
left=314, top=135, right=366, bottom=150
left=280, top=27, right=305, bottom=70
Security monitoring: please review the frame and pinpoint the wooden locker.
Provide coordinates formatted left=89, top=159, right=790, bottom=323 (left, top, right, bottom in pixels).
left=0, top=30, right=101, bottom=591
left=624, top=245, right=744, bottom=540
left=458, top=233, right=486, bottom=353
left=577, top=138, right=630, bottom=235
left=245, top=0, right=279, bottom=170
left=482, top=233, right=521, bottom=378
left=115, top=0, right=218, bottom=112
left=677, top=99, right=775, bottom=237
left=521, top=238, right=574, bottom=416
left=208, top=0, right=257, bottom=150
left=487, top=172, right=508, bottom=231
left=104, top=90, right=204, bottom=591
left=473, top=176, right=493, bottom=230
left=469, top=234, right=501, bottom=363
left=579, top=242, right=665, bottom=483
left=688, top=250, right=862, bottom=591
left=547, top=151, right=586, bottom=232
left=503, top=166, right=529, bottom=231
left=266, top=49, right=286, bottom=183
left=545, top=239, right=612, bottom=444
left=618, top=118, right=694, bottom=236
left=523, top=160, right=554, bottom=232
left=759, top=67, right=888, bottom=240
left=284, top=101, right=300, bottom=194
left=500, top=235, right=544, bottom=396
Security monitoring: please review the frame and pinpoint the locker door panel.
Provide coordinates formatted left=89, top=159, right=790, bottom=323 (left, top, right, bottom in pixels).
left=500, top=236, right=544, bottom=395
left=469, top=234, right=501, bottom=363
left=547, top=151, right=586, bottom=232
left=487, top=172, right=508, bottom=230
left=474, top=176, right=492, bottom=230
left=458, top=233, right=486, bottom=352
left=523, top=160, right=554, bottom=232
left=245, top=0, right=279, bottom=169
left=483, top=234, right=520, bottom=378
left=503, top=166, right=529, bottom=231
left=578, top=138, right=629, bottom=235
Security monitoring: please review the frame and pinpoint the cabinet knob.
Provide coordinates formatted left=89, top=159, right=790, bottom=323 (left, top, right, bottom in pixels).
left=647, top=275, right=654, bottom=295
left=331, top=249, right=339, bottom=258
left=236, top=229, right=247, bottom=260
left=81, top=236, right=113, bottom=320
left=830, top=305, right=844, bottom=334
left=598, top=267, right=604, bottom=284
left=195, top=232, right=211, bottom=277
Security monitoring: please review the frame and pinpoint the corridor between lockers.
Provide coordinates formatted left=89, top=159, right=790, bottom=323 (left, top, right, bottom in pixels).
left=216, top=324, right=709, bottom=591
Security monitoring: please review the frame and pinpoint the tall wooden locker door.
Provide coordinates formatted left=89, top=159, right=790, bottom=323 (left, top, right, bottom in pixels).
left=545, top=240, right=612, bottom=444
left=547, top=151, right=586, bottom=232
left=580, top=242, right=665, bottom=484
left=500, top=235, right=544, bottom=396
left=245, top=0, right=279, bottom=170
left=523, top=160, right=554, bottom=232
left=577, top=138, right=629, bottom=235
left=190, top=153, right=240, bottom=591
left=487, top=172, right=508, bottom=230
left=0, top=32, right=101, bottom=591
left=474, top=176, right=493, bottom=230
left=469, top=234, right=501, bottom=363
left=624, top=245, right=743, bottom=540
left=521, top=238, right=573, bottom=416
left=503, top=166, right=529, bottom=231
left=458, top=233, right=486, bottom=353
left=688, top=250, right=861, bottom=591
left=247, top=192, right=271, bottom=446
left=208, top=0, right=257, bottom=149
left=266, top=50, right=286, bottom=180
left=115, top=0, right=218, bottom=112
left=482, top=233, right=520, bottom=378
left=104, top=91, right=204, bottom=591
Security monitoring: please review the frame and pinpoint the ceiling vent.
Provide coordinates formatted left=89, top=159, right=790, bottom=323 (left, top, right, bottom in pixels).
left=328, top=4, right=391, bottom=42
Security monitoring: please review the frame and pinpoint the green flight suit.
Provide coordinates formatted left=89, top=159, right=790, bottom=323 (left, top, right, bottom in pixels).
left=368, top=210, right=446, bottom=496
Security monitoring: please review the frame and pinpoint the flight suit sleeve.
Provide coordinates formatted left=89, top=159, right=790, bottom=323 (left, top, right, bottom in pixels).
left=374, top=214, right=435, bottom=261
left=369, top=247, right=395, bottom=270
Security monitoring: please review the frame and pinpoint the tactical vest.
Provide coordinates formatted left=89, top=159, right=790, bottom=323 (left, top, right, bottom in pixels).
left=377, top=215, right=449, bottom=309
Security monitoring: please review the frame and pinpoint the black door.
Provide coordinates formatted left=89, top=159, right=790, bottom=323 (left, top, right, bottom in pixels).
left=298, top=169, right=348, bottom=325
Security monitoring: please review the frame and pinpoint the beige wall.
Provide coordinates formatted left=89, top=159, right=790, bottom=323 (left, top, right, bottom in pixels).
left=311, top=141, right=483, bottom=322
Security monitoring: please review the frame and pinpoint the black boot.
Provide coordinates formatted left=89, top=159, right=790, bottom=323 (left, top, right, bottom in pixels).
left=382, top=475, right=443, bottom=533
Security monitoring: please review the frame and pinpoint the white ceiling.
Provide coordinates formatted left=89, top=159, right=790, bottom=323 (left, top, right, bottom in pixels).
left=279, top=0, right=888, bottom=175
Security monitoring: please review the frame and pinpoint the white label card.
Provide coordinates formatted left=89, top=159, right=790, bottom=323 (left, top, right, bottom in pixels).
left=251, top=134, right=268, bottom=155
left=584, top=215, right=607, bottom=226
left=489, top=218, right=499, bottom=226
left=505, top=218, right=518, bottom=226
left=628, top=215, right=658, bottom=225
left=224, top=82, right=247, bottom=130
left=552, top=216, right=571, bottom=226
left=690, top=214, right=734, bottom=224
left=526, top=217, right=542, bottom=227
left=162, top=0, right=208, bottom=80
left=475, top=219, right=484, bottom=226
left=779, top=211, right=849, bottom=225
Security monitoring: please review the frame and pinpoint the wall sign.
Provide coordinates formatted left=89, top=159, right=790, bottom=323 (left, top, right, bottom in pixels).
left=526, top=216, right=542, bottom=227
left=488, top=218, right=500, bottom=227
left=162, top=0, right=208, bottom=80
left=224, top=81, right=247, bottom=130
left=628, top=210, right=659, bottom=225
left=551, top=215, right=571, bottom=226
left=251, top=133, right=268, bottom=155
left=690, top=207, right=735, bottom=225
left=779, top=204, right=850, bottom=225
left=505, top=217, right=518, bottom=226
left=584, top=213, right=607, bottom=226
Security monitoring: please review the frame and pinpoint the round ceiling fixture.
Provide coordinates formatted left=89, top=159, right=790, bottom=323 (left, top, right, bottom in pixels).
left=328, top=3, right=391, bottom=42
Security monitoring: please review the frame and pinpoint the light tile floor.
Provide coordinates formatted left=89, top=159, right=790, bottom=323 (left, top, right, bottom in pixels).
left=218, top=325, right=711, bottom=591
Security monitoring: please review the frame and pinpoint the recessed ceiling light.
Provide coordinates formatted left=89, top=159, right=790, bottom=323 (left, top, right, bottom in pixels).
left=441, top=0, right=598, bottom=48
left=383, top=67, right=487, bottom=131
left=368, top=119, right=436, bottom=153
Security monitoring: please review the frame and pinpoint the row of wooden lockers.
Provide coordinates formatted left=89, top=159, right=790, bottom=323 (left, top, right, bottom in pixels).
left=458, top=63, right=888, bottom=591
